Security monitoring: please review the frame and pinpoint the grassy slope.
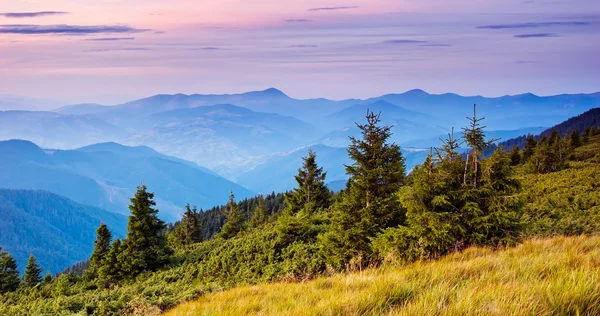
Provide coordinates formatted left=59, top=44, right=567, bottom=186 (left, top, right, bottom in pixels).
left=168, top=235, right=600, bottom=315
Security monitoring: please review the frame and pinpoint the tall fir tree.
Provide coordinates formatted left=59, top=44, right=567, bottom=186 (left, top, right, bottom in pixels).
left=120, top=185, right=171, bottom=277
left=570, top=129, right=582, bottom=148
left=218, top=192, right=245, bottom=239
left=319, top=110, right=406, bottom=270
left=462, top=104, right=496, bottom=187
left=172, top=204, right=203, bottom=247
left=509, top=146, right=521, bottom=166
left=23, top=254, right=42, bottom=287
left=250, top=195, right=268, bottom=227
left=285, top=149, right=331, bottom=215
left=85, top=223, right=112, bottom=280
left=97, top=239, right=122, bottom=288
left=0, top=246, right=20, bottom=294
left=522, top=135, right=537, bottom=161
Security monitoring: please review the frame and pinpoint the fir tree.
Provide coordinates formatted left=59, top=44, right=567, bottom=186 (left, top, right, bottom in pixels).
left=0, top=246, right=20, bottom=294
left=23, top=254, right=42, bottom=287
left=172, top=204, right=203, bottom=246
left=97, top=239, right=122, bottom=288
left=319, top=110, right=406, bottom=270
left=285, top=149, right=331, bottom=215
left=250, top=195, right=268, bottom=227
left=509, top=146, right=521, bottom=166
left=462, top=104, right=496, bottom=188
left=522, top=135, right=537, bottom=161
left=218, top=192, right=245, bottom=239
left=435, top=127, right=462, bottom=163
left=43, top=272, right=53, bottom=284
left=86, top=223, right=112, bottom=279
left=120, top=185, right=171, bottom=277
left=570, top=129, right=582, bottom=148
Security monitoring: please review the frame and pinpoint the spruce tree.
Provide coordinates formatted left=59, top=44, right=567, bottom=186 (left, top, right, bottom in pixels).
left=462, top=104, right=496, bottom=187
left=120, top=185, right=171, bottom=277
left=218, top=192, right=245, bottom=239
left=319, top=110, right=406, bottom=270
left=173, top=204, right=202, bottom=246
left=97, top=239, right=122, bottom=288
left=522, top=135, right=537, bottom=161
left=86, top=223, right=112, bottom=279
left=285, top=149, right=331, bottom=215
left=509, top=146, right=521, bottom=166
left=23, top=254, right=42, bottom=287
left=435, top=127, right=462, bottom=163
left=570, top=130, right=582, bottom=148
left=0, top=246, right=20, bottom=294
left=250, top=195, right=268, bottom=227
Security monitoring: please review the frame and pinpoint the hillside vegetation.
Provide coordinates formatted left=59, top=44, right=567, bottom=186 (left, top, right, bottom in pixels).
left=168, top=235, right=600, bottom=315
left=1, top=109, right=599, bottom=315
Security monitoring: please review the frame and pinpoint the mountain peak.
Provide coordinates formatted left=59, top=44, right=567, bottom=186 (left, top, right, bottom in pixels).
left=244, top=88, right=288, bottom=98
left=402, top=89, right=429, bottom=96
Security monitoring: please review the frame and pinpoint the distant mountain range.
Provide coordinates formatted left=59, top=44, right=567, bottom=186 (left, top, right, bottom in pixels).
left=1, top=88, right=598, bottom=186
left=0, top=140, right=253, bottom=221
left=1, top=88, right=596, bottom=178
left=0, top=189, right=127, bottom=273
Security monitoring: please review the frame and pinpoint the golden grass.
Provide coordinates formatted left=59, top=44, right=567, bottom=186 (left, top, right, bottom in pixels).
left=167, top=235, right=600, bottom=315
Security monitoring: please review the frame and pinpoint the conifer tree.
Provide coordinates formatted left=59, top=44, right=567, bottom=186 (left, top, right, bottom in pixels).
left=570, top=129, right=582, bottom=148
left=462, top=104, right=496, bottom=187
left=218, top=192, right=245, bottom=239
left=120, top=185, right=171, bottom=277
left=319, top=110, right=406, bottom=270
left=173, top=204, right=203, bottom=246
left=509, top=146, right=521, bottom=166
left=23, top=254, right=42, bottom=287
left=250, top=195, right=268, bottom=227
left=0, top=246, right=20, bottom=294
left=285, top=150, right=331, bottom=215
left=86, top=223, right=112, bottom=280
left=97, top=239, right=122, bottom=288
left=522, top=135, right=537, bottom=161
left=435, top=127, right=462, bottom=163
left=43, top=272, right=53, bottom=284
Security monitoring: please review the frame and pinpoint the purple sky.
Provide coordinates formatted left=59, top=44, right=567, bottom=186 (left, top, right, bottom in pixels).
left=0, top=0, right=599, bottom=104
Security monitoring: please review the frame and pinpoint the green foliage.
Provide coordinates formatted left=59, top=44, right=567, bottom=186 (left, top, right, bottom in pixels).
left=373, top=132, right=522, bottom=263
left=285, top=150, right=332, bottom=215
left=2, top=112, right=600, bottom=316
left=120, top=185, right=171, bottom=278
left=23, top=255, right=42, bottom=288
left=85, top=223, right=112, bottom=280
left=0, top=247, right=20, bottom=294
left=250, top=196, right=268, bottom=228
left=97, top=239, right=122, bottom=289
left=169, top=204, right=202, bottom=248
left=217, top=192, right=246, bottom=239
left=320, top=110, right=406, bottom=270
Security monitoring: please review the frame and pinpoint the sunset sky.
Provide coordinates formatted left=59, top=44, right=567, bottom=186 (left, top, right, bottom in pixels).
left=1, top=0, right=599, bottom=104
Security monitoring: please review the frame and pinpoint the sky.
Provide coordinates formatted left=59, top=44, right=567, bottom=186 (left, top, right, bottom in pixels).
left=0, top=0, right=599, bottom=105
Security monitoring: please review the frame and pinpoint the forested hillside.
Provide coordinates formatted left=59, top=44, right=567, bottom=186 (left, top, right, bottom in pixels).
left=494, top=107, right=600, bottom=151
left=1, top=108, right=599, bottom=315
left=0, top=190, right=127, bottom=273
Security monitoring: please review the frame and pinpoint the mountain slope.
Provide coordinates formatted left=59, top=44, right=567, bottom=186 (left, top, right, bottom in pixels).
left=494, top=107, right=600, bottom=150
left=121, top=104, right=319, bottom=176
left=0, top=189, right=127, bottom=273
left=167, top=235, right=600, bottom=316
left=0, top=140, right=253, bottom=221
